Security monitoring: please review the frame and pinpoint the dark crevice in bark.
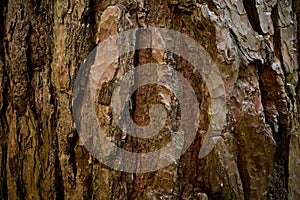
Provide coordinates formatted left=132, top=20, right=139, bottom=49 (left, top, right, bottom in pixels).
left=242, top=0, right=264, bottom=35
left=32, top=0, right=41, bottom=10
left=264, top=3, right=290, bottom=199
left=67, top=131, right=79, bottom=188
left=0, top=0, right=8, bottom=199
left=260, top=65, right=289, bottom=199
left=49, top=84, right=65, bottom=199
left=88, top=0, right=97, bottom=48
left=131, top=28, right=141, bottom=121
left=0, top=116, right=8, bottom=200
left=267, top=126, right=289, bottom=199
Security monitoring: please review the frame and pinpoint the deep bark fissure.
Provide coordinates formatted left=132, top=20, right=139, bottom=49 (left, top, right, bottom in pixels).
left=50, top=84, right=65, bottom=199
left=264, top=3, right=290, bottom=199
left=242, top=0, right=264, bottom=35
left=0, top=1, right=8, bottom=199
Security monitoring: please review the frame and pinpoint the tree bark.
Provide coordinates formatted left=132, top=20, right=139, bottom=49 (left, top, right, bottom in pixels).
left=0, top=0, right=299, bottom=199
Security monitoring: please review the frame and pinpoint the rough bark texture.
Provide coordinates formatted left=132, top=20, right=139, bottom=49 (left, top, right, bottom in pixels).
left=0, top=0, right=299, bottom=199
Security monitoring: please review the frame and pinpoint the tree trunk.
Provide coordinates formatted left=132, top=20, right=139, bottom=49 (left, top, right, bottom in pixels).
left=0, top=0, right=299, bottom=199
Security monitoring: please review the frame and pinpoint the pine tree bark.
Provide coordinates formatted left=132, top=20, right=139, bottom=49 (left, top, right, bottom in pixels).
left=0, top=0, right=299, bottom=199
